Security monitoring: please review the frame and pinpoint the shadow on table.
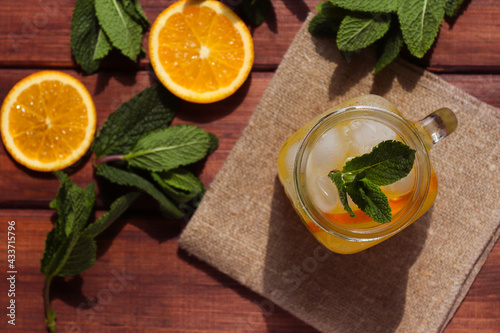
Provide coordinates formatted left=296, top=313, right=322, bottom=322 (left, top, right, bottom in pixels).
left=174, top=72, right=253, bottom=123
left=247, top=1, right=278, bottom=34
left=311, top=36, right=421, bottom=100
left=50, top=275, right=90, bottom=309
left=176, top=246, right=319, bottom=332
left=93, top=65, right=139, bottom=96
left=1, top=144, right=92, bottom=181
left=283, top=0, right=309, bottom=22
left=444, top=0, right=473, bottom=28
left=262, top=177, right=432, bottom=333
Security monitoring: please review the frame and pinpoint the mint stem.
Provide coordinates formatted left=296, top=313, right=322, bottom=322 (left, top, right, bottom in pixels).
left=94, top=155, right=124, bottom=165
left=44, top=276, right=58, bottom=333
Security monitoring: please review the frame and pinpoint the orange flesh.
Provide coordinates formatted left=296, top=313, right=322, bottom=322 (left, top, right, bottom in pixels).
left=8, top=80, right=88, bottom=163
left=158, top=6, right=245, bottom=92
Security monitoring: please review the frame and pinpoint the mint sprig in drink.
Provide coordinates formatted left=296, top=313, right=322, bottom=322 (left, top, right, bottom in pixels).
left=277, top=95, right=456, bottom=254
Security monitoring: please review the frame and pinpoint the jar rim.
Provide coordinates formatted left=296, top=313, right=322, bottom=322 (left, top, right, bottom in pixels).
left=293, top=105, right=432, bottom=242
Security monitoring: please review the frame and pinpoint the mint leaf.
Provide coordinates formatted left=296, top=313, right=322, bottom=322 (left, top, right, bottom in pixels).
left=94, top=0, right=143, bottom=61
left=444, top=0, right=465, bottom=17
left=337, top=12, right=391, bottom=52
left=309, top=2, right=348, bottom=38
left=315, top=1, right=345, bottom=16
left=329, top=171, right=355, bottom=217
left=207, top=132, right=219, bottom=155
left=123, top=0, right=150, bottom=29
left=346, top=179, right=392, bottom=223
left=239, top=0, right=272, bottom=27
left=41, top=173, right=96, bottom=277
left=133, top=0, right=150, bottom=27
left=95, top=164, right=182, bottom=219
left=41, top=229, right=80, bottom=278
left=48, top=173, right=95, bottom=238
left=57, top=234, right=97, bottom=277
left=398, top=0, right=447, bottom=58
left=93, top=28, right=113, bottom=61
left=330, top=0, right=400, bottom=13
left=92, top=84, right=177, bottom=158
left=309, top=14, right=336, bottom=38
left=375, top=23, right=404, bottom=73
left=124, top=125, right=213, bottom=172
left=70, top=0, right=103, bottom=74
left=83, top=192, right=141, bottom=238
left=343, top=140, right=416, bottom=186
left=152, top=168, right=205, bottom=204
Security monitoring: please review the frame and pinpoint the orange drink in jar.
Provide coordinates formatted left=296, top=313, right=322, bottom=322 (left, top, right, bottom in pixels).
left=277, top=95, right=457, bottom=254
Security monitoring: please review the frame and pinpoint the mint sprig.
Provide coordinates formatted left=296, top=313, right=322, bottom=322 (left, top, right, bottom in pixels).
left=42, top=85, right=217, bottom=331
left=93, top=85, right=216, bottom=216
left=70, top=0, right=149, bottom=74
left=328, top=140, right=416, bottom=223
left=310, top=0, right=465, bottom=73
left=94, top=123, right=213, bottom=218
left=42, top=172, right=139, bottom=332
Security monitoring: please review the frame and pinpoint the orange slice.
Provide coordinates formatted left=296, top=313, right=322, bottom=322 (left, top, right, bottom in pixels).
left=149, top=0, right=254, bottom=103
left=1, top=71, right=96, bottom=172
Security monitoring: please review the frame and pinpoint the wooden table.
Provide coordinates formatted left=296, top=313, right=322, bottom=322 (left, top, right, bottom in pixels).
left=1, top=0, right=499, bottom=332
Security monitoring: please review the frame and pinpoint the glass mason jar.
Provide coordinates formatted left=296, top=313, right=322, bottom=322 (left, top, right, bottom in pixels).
left=277, top=95, right=457, bottom=254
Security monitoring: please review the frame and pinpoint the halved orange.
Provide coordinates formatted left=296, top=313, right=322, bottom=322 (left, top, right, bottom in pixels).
left=149, top=0, right=254, bottom=103
left=1, top=71, right=96, bottom=172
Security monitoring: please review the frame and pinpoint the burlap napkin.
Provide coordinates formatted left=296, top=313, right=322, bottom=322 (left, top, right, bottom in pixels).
left=179, top=14, right=500, bottom=333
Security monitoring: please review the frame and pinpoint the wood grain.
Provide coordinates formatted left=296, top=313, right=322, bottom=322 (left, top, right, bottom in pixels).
left=0, top=71, right=499, bottom=332
left=0, top=70, right=265, bottom=209
left=0, top=0, right=499, bottom=332
left=1, top=0, right=499, bottom=70
left=428, top=0, right=500, bottom=72
left=0, top=210, right=318, bottom=332
left=0, top=212, right=499, bottom=332
left=1, top=70, right=499, bottom=209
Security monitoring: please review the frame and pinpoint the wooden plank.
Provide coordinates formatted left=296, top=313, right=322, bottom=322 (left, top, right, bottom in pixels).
left=0, top=0, right=316, bottom=69
left=427, top=0, right=500, bottom=72
left=0, top=209, right=318, bottom=332
left=0, top=208, right=498, bottom=332
left=0, top=69, right=265, bottom=208
left=446, top=242, right=500, bottom=333
left=1, top=71, right=499, bottom=208
left=439, top=74, right=500, bottom=106
left=1, top=0, right=499, bottom=71
left=1, top=1, right=499, bottom=332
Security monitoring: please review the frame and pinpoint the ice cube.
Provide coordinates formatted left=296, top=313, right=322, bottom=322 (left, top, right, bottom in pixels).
left=306, top=173, right=340, bottom=213
left=308, top=126, right=349, bottom=176
left=285, top=141, right=301, bottom=177
left=350, top=119, right=397, bottom=155
left=382, top=167, right=416, bottom=199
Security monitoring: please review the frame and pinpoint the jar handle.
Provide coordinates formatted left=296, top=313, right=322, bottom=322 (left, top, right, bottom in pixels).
left=418, top=108, right=458, bottom=146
